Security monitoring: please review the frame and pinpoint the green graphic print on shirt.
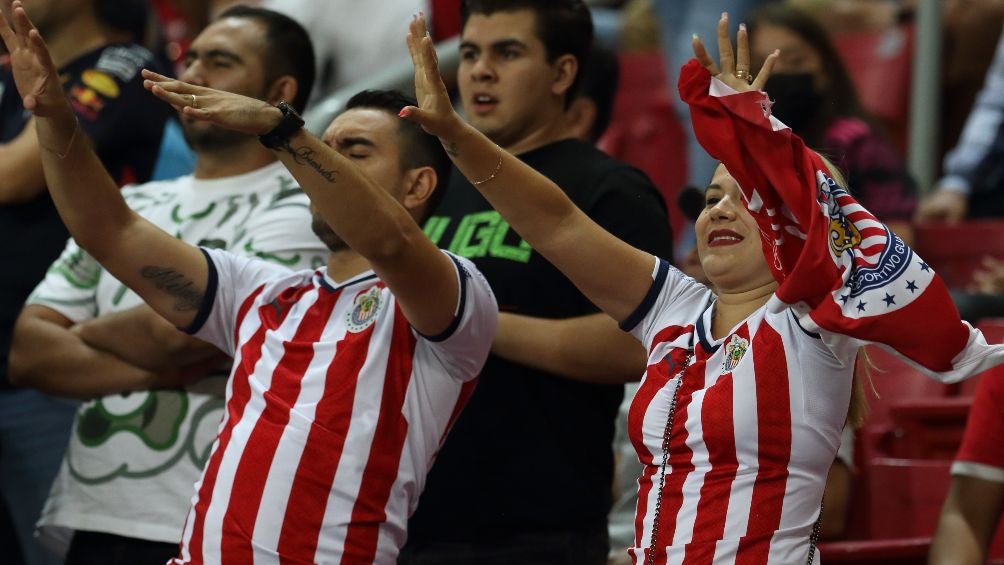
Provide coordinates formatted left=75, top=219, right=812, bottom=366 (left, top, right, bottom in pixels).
left=424, top=210, right=532, bottom=263
left=31, top=170, right=325, bottom=486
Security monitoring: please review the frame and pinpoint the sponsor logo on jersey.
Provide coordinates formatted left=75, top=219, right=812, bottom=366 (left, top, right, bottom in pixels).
left=347, top=286, right=382, bottom=332
left=82, top=69, right=120, bottom=98
left=722, top=334, right=749, bottom=373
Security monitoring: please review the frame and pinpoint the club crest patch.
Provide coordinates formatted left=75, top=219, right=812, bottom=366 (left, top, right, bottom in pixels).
left=346, top=287, right=382, bottom=332
left=721, top=334, right=749, bottom=373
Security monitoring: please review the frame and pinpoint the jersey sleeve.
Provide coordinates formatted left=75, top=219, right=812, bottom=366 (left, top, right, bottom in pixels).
left=185, top=247, right=293, bottom=356
left=678, top=60, right=1004, bottom=381
left=416, top=251, right=498, bottom=381
left=952, top=374, right=1004, bottom=482
left=25, top=238, right=103, bottom=323
left=619, top=255, right=712, bottom=350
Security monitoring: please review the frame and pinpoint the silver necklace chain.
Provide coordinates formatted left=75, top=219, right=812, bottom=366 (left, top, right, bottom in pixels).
left=644, top=347, right=693, bottom=565
left=641, top=344, right=823, bottom=565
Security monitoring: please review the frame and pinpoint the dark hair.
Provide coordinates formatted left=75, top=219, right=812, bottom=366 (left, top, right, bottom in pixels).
left=747, top=4, right=875, bottom=147
left=577, top=43, right=619, bottom=142
left=218, top=5, right=315, bottom=113
left=96, top=0, right=150, bottom=43
left=345, top=90, right=452, bottom=218
left=461, top=0, right=593, bottom=108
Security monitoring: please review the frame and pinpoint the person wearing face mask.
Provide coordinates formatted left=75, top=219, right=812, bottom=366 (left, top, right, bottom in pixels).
left=747, top=3, right=918, bottom=225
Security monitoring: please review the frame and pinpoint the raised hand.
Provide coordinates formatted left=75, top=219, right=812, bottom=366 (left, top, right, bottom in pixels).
left=141, top=69, right=281, bottom=135
left=400, top=13, right=464, bottom=140
left=691, top=11, right=778, bottom=93
left=0, top=1, right=68, bottom=116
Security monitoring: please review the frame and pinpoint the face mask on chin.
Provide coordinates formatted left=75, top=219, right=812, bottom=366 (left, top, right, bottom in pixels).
left=763, top=73, right=823, bottom=133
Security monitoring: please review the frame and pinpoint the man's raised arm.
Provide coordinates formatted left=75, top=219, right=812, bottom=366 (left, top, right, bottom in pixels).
left=141, top=72, right=462, bottom=338
left=0, top=2, right=207, bottom=329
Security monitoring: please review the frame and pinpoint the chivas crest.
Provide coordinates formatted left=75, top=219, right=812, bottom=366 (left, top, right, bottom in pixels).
left=721, top=334, right=749, bottom=373
left=346, top=287, right=382, bottom=332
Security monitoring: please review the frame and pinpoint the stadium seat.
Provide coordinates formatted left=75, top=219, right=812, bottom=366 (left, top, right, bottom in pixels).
left=831, top=24, right=914, bottom=154
left=913, top=221, right=1004, bottom=290
left=598, top=51, right=689, bottom=243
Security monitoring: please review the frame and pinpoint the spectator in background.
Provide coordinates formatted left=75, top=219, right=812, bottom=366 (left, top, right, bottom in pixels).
left=930, top=372, right=1004, bottom=564
left=9, top=7, right=327, bottom=564
left=401, top=1, right=674, bottom=564
left=652, top=0, right=773, bottom=194
left=209, top=0, right=425, bottom=105
left=565, top=42, right=619, bottom=144
left=0, top=1, right=191, bottom=563
left=916, top=28, right=1004, bottom=223
left=748, top=3, right=918, bottom=224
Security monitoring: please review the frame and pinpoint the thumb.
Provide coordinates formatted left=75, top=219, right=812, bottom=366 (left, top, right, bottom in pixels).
left=398, top=105, right=439, bottom=134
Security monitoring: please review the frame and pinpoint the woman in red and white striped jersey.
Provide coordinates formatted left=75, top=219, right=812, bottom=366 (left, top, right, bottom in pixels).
left=403, top=12, right=1004, bottom=565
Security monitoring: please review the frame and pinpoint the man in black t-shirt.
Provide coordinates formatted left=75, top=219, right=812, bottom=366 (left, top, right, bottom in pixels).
left=401, top=2, right=674, bottom=564
left=0, top=2, right=190, bottom=563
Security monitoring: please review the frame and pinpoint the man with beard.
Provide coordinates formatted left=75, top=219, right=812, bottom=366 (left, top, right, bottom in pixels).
left=9, top=6, right=327, bottom=563
left=0, top=1, right=190, bottom=563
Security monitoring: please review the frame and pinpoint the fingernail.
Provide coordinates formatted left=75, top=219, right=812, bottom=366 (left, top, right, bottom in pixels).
left=692, top=33, right=699, bottom=41
left=774, top=48, right=781, bottom=56
left=739, top=23, right=747, bottom=32
left=398, top=108, right=410, bottom=118
left=721, top=11, right=728, bottom=19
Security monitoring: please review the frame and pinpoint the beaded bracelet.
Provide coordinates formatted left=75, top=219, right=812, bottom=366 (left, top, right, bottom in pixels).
left=471, top=144, right=504, bottom=186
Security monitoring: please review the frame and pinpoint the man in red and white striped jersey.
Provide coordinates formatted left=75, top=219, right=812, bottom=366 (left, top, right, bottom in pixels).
left=0, top=6, right=497, bottom=563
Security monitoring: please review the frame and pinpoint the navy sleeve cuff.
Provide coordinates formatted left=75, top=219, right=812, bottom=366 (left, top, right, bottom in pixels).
left=619, top=258, right=669, bottom=332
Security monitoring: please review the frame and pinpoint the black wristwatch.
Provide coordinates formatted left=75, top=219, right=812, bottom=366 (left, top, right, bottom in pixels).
left=259, top=100, right=304, bottom=149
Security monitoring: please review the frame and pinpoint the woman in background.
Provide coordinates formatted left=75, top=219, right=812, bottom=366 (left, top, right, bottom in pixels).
left=748, top=3, right=918, bottom=224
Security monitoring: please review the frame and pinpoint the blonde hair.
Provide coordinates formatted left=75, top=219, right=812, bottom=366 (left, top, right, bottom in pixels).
left=816, top=153, right=875, bottom=428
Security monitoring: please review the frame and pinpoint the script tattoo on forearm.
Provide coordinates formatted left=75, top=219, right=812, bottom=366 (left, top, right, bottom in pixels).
left=443, top=141, right=460, bottom=157
left=140, top=266, right=204, bottom=311
left=279, top=141, right=338, bottom=183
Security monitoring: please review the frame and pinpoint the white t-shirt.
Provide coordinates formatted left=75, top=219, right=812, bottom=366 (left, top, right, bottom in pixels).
left=170, top=248, right=496, bottom=565
left=31, top=161, right=327, bottom=550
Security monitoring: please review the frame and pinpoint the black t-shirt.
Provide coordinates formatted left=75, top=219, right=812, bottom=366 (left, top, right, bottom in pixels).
left=407, top=138, right=675, bottom=542
left=0, top=44, right=179, bottom=387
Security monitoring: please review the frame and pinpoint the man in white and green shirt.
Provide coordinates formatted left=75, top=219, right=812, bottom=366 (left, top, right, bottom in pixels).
left=7, top=7, right=326, bottom=564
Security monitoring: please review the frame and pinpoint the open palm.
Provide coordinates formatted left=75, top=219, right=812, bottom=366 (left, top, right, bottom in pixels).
left=0, top=2, right=66, bottom=116
left=403, top=14, right=462, bottom=139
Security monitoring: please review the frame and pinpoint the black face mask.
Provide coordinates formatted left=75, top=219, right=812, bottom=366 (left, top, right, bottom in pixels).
left=763, top=73, right=823, bottom=133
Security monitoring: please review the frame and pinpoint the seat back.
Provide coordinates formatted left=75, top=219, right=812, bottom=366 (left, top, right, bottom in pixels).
left=913, top=221, right=1004, bottom=289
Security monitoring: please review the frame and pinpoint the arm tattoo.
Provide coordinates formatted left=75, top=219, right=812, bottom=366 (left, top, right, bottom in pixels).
left=278, top=140, right=339, bottom=183
left=443, top=141, right=460, bottom=157
left=140, top=266, right=204, bottom=311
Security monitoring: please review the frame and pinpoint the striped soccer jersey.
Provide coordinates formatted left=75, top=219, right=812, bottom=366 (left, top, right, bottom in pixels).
left=621, top=259, right=860, bottom=565
left=171, top=247, right=496, bottom=565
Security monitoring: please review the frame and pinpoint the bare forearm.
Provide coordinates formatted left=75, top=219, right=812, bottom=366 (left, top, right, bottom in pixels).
left=10, top=316, right=159, bottom=398
left=74, top=305, right=226, bottom=370
left=492, top=312, right=647, bottom=383
left=273, top=130, right=424, bottom=263
left=35, top=106, right=138, bottom=258
left=929, top=514, right=986, bottom=565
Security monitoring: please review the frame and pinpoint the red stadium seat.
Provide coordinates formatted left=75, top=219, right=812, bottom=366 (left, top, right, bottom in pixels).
left=831, top=24, right=914, bottom=154
left=913, top=221, right=1004, bottom=290
left=857, top=346, right=953, bottom=464
left=817, top=538, right=930, bottom=564
left=865, top=458, right=951, bottom=539
left=598, top=51, right=689, bottom=243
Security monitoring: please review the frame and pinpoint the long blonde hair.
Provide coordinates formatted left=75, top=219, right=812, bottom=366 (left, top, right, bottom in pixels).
left=818, top=154, right=874, bottom=428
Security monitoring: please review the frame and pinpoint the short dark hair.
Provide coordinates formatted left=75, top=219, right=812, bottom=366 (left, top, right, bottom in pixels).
left=344, top=90, right=452, bottom=218
left=96, top=0, right=150, bottom=43
left=577, top=43, right=619, bottom=142
left=461, top=0, right=593, bottom=107
left=218, top=5, right=315, bottom=113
